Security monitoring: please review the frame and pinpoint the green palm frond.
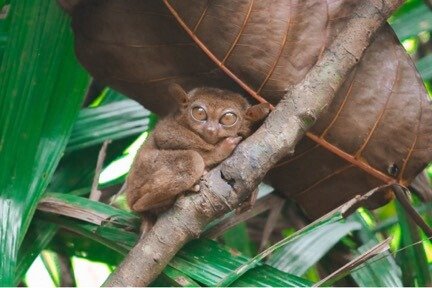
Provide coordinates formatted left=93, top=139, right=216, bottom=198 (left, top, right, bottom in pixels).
left=0, top=1, right=89, bottom=285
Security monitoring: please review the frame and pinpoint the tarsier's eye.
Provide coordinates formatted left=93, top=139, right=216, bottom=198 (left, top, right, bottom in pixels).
left=191, top=106, right=207, bottom=121
left=220, top=112, right=238, bottom=126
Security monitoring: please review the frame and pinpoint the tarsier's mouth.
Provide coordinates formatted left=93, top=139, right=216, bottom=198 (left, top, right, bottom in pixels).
left=202, top=135, right=220, bottom=145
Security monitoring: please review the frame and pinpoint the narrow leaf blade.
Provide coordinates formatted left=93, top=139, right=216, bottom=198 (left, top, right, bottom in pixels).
left=0, top=2, right=89, bottom=284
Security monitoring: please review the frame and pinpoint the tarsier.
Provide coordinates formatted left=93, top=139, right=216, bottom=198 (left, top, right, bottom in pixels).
left=124, top=84, right=270, bottom=231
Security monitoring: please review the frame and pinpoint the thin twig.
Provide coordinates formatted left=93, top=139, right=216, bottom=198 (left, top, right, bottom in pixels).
left=89, top=140, right=111, bottom=201
left=393, top=184, right=432, bottom=238
left=260, top=197, right=285, bottom=251
left=313, top=238, right=392, bottom=287
left=57, top=252, right=76, bottom=287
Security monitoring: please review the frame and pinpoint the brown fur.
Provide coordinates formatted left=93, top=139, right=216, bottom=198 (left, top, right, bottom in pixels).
left=124, top=84, right=270, bottom=229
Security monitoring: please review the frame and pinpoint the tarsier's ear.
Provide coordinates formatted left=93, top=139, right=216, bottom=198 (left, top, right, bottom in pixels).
left=168, top=83, right=189, bottom=107
left=245, top=103, right=271, bottom=122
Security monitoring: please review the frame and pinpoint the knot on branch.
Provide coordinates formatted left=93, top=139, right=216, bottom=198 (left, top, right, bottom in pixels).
left=220, top=169, right=236, bottom=190
left=297, top=110, right=317, bottom=131
left=186, top=167, right=241, bottom=218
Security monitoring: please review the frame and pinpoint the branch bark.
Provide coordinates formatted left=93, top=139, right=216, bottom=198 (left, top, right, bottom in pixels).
left=104, top=1, right=404, bottom=286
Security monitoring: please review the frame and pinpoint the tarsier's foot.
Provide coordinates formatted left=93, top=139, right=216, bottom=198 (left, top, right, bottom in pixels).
left=190, top=169, right=210, bottom=192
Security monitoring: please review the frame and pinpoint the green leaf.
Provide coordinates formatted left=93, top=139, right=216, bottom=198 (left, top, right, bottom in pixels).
left=266, top=220, right=361, bottom=276
left=66, top=99, right=153, bottom=152
left=168, top=239, right=312, bottom=287
left=395, top=202, right=432, bottom=286
left=417, top=54, right=432, bottom=81
left=372, top=201, right=431, bottom=233
left=0, top=1, right=89, bottom=285
left=38, top=192, right=140, bottom=229
left=0, top=0, right=10, bottom=10
left=90, top=88, right=128, bottom=107
left=230, top=265, right=312, bottom=287
left=390, top=0, right=432, bottom=40
left=151, top=266, right=201, bottom=287
left=315, top=238, right=392, bottom=287
left=16, top=137, right=135, bottom=283
left=15, top=220, right=58, bottom=284
left=48, top=228, right=125, bottom=267
left=37, top=212, right=137, bottom=255
left=0, top=5, right=10, bottom=62
left=34, top=195, right=312, bottom=287
left=39, top=249, right=75, bottom=287
left=17, top=98, right=150, bottom=281
left=39, top=212, right=313, bottom=287
left=222, top=223, right=255, bottom=257
left=43, top=217, right=199, bottom=287
left=170, top=239, right=250, bottom=286
left=215, top=210, right=344, bottom=286
left=348, top=211, right=403, bottom=287
left=351, top=240, right=403, bottom=287
left=17, top=97, right=151, bottom=280
left=51, top=136, right=137, bottom=194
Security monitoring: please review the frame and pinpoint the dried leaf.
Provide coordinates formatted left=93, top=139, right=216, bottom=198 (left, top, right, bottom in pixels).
left=68, top=0, right=432, bottom=218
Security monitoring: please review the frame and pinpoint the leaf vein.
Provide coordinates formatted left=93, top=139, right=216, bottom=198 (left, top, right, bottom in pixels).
left=221, top=0, right=254, bottom=63
left=256, top=0, right=293, bottom=93
left=354, top=61, right=401, bottom=158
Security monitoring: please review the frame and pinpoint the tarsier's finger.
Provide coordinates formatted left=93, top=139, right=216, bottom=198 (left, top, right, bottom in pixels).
left=191, top=184, right=200, bottom=192
left=226, top=136, right=242, bottom=145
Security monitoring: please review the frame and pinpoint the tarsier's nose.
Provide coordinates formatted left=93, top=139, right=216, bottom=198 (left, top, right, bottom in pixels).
left=205, top=125, right=217, bottom=136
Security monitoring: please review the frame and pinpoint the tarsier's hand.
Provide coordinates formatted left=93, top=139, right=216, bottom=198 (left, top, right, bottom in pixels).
left=193, top=136, right=242, bottom=192
left=217, top=136, right=242, bottom=156
left=200, top=136, right=243, bottom=173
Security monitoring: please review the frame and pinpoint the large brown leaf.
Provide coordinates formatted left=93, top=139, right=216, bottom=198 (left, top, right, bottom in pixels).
left=68, top=0, right=432, bottom=218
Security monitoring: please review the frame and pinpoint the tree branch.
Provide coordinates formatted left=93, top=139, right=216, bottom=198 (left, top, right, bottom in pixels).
left=104, top=1, right=404, bottom=286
